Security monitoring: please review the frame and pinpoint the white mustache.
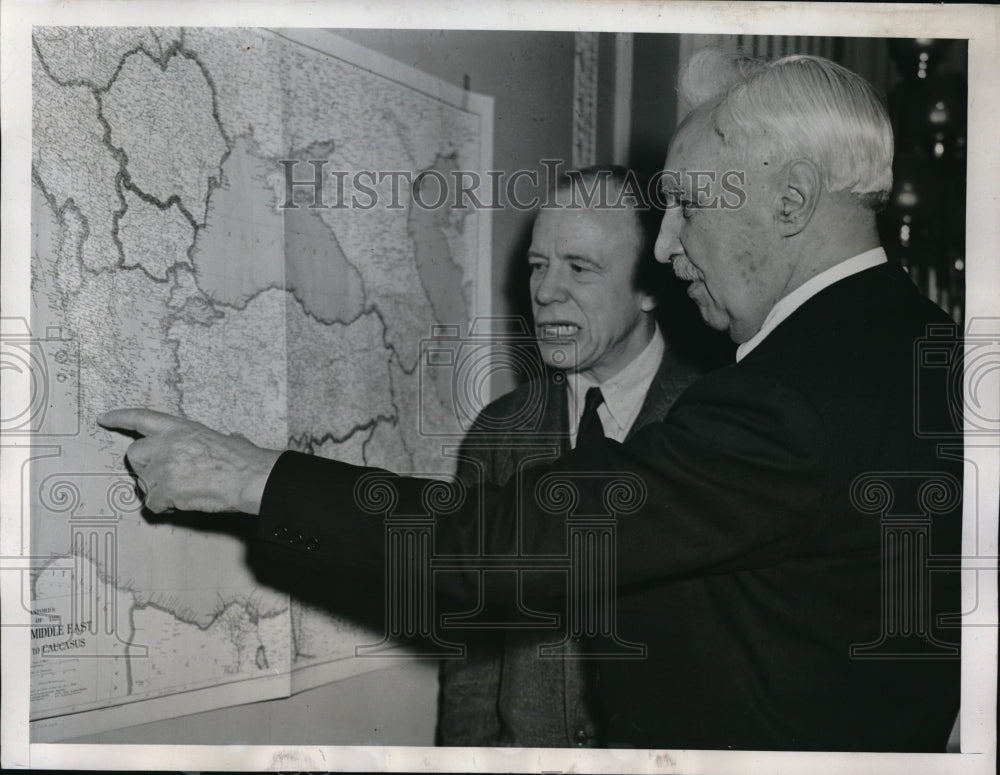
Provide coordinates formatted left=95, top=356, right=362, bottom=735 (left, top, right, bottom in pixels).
left=672, top=253, right=702, bottom=283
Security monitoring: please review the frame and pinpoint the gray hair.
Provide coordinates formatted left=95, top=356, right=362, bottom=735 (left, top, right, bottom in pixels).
left=679, top=48, right=893, bottom=210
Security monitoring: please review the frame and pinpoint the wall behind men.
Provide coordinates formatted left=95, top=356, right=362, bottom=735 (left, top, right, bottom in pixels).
left=65, top=28, right=577, bottom=747
left=629, top=33, right=681, bottom=175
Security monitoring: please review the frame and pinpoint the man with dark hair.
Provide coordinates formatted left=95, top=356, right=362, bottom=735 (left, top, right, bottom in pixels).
left=101, top=51, right=961, bottom=750
left=438, top=166, right=699, bottom=747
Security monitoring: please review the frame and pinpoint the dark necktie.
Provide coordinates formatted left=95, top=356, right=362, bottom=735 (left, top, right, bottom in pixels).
left=575, top=386, right=606, bottom=448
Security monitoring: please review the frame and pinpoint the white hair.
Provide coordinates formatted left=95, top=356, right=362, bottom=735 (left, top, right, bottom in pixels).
left=678, top=48, right=893, bottom=210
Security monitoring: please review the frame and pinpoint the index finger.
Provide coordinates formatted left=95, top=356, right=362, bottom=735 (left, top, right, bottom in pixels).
left=97, top=408, right=190, bottom=437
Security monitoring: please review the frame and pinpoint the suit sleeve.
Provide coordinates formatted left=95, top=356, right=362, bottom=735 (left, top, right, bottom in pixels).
left=257, top=367, right=828, bottom=601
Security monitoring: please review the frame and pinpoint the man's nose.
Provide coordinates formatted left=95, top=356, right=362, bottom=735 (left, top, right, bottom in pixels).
left=533, top=263, right=569, bottom=305
left=654, top=208, right=685, bottom=265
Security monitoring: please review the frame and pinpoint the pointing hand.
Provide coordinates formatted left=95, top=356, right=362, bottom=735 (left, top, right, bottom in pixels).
left=97, top=409, right=282, bottom=515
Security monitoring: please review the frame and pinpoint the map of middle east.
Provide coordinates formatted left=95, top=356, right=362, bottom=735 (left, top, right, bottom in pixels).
left=27, top=26, right=492, bottom=735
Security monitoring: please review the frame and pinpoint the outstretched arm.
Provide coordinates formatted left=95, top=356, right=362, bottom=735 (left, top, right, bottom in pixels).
left=100, top=367, right=827, bottom=597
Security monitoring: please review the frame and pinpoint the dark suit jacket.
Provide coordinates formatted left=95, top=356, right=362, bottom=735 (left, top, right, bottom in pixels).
left=437, top=347, right=699, bottom=747
left=259, top=263, right=962, bottom=751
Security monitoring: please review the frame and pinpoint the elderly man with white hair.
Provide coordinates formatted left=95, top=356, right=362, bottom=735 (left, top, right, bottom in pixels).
left=101, top=49, right=961, bottom=751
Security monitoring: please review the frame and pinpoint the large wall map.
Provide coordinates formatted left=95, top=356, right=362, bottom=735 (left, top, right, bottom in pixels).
left=27, top=26, right=492, bottom=739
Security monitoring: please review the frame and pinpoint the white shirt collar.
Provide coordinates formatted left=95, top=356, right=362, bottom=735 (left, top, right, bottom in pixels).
left=736, top=247, right=888, bottom=362
left=567, top=325, right=664, bottom=444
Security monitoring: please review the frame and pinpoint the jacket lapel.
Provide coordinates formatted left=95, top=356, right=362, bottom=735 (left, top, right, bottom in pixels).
left=628, top=345, right=699, bottom=440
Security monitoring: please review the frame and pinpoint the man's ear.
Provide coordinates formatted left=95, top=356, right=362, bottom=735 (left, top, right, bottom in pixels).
left=639, top=293, right=657, bottom=313
left=775, top=159, right=820, bottom=237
